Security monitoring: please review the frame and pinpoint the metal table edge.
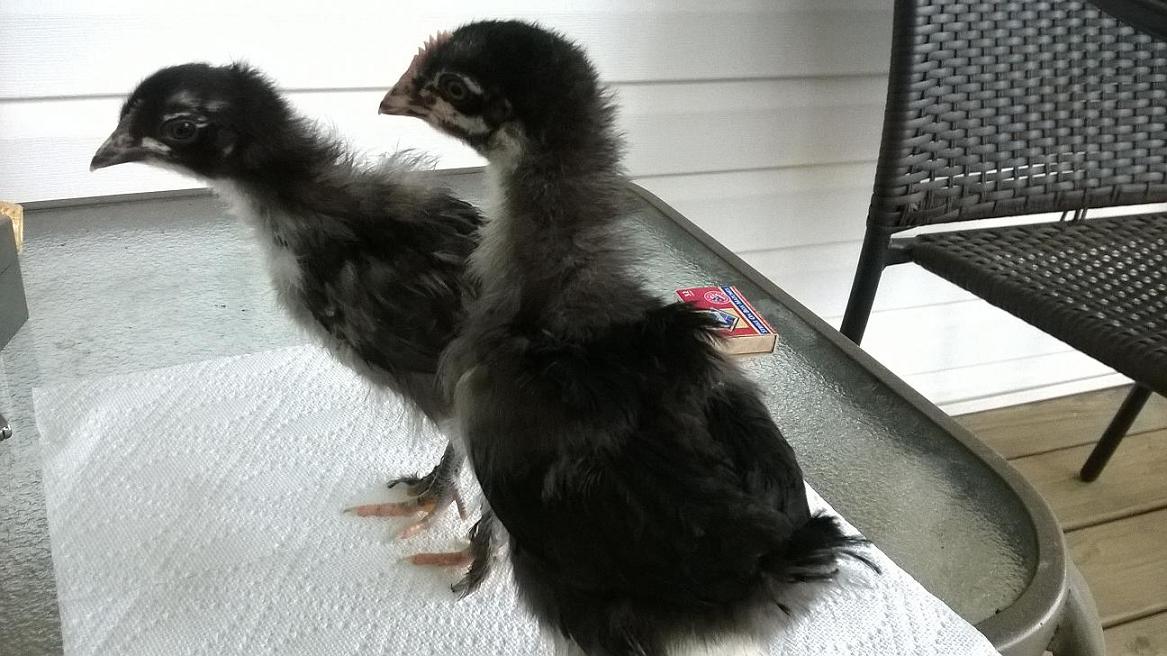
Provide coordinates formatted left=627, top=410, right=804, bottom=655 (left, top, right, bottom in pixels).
left=18, top=172, right=1070, bottom=651
left=624, top=181, right=1070, bottom=651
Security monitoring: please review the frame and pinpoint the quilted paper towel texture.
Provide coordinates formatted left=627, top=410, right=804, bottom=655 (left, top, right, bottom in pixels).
left=34, top=345, right=1000, bottom=656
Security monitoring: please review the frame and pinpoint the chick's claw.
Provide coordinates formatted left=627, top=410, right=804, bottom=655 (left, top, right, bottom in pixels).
left=397, top=505, right=443, bottom=539
left=406, top=512, right=495, bottom=598
left=386, top=444, right=467, bottom=516
left=407, top=548, right=474, bottom=568
left=385, top=470, right=439, bottom=498
left=385, top=475, right=469, bottom=521
left=343, top=497, right=437, bottom=518
left=344, top=481, right=466, bottom=540
left=405, top=547, right=483, bottom=596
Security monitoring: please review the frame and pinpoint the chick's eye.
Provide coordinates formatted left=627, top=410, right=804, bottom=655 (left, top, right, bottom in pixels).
left=162, top=119, right=198, bottom=143
left=441, top=76, right=469, bottom=101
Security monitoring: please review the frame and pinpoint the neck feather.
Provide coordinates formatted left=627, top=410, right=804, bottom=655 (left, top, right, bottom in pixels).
left=475, top=121, right=637, bottom=326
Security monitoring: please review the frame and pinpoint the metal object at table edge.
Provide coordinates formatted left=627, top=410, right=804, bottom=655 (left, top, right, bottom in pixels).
left=624, top=181, right=1076, bottom=656
left=0, top=411, right=10, bottom=441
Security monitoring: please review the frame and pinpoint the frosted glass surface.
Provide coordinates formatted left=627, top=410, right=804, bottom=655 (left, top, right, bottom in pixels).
left=0, top=173, right=1033, bottom=653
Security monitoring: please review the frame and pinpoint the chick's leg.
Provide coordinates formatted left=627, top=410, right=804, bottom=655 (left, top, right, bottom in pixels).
left=407, top=510, right=495, bottom=598
left=344, top=442, right=466, bottom=537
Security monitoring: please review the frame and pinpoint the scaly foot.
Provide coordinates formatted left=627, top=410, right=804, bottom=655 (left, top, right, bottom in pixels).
left=405, top=512, right=495, bottom=598
left=344, top=443, right=466, bottom=537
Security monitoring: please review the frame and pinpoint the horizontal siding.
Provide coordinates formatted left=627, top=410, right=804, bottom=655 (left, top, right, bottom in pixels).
left=908, top=353, right=1121, bottom=409
left=0, top=1, right=892, bottom=99
left=1, top=77, right=888, bottom=203
left=858, top=300, right=1080, bottom=377
left=6, top=0, right=1144, bottom=414
left=939, top=374, right=1132, bottom=416
left=621, top=77, right=887, bottom=176
left=0, top=93, right=482, bottom=203
left=741, top=242, right=976, bottom=316
left=637, top=164, right=877, bottom=253
left=736, top=238, right=1145, bottom=410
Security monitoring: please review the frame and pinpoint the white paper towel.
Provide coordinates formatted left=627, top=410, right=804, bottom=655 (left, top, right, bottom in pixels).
left=34, top=345, right=1000, bottom=656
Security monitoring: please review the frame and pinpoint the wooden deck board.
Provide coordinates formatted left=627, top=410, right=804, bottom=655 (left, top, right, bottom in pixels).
left=957, top=386, right=1167, bottom=459
left=1105, top=611, right=1167, bottom=656
left=1066, top=509, right=1167, bottom=627
left=1009, top=429, right=1167, bottom=530
left=958, top=389, right=1167, bottom=645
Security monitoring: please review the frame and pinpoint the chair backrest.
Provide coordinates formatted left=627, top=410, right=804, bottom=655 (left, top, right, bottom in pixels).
left=869, top=0, right=1167, bottom=230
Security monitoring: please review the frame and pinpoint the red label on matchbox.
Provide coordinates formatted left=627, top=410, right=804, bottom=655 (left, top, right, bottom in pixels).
left=676, top=286, right=777, bottom=355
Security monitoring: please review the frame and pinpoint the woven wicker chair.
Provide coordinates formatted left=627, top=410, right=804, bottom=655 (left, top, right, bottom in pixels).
left=841, top=0, right=1167, bottom=482
left=1090, top=0, right=1167, bottom=39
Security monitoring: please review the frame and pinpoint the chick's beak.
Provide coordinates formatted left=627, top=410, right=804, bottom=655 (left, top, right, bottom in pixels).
left=378, top=84, right=424, bottom=117
left=90, top=121, right=143, bottom=171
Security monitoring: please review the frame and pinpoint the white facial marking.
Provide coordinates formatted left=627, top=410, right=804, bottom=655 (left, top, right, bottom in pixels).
left=139, top=137, right=172, bottom=155
left=450, top=113, right=490, bottom=135
left=461, top=76, right=483, bottom=95
left=429, top=98, right=490, bottom=135
left=168, top=91, right=199, bottom=107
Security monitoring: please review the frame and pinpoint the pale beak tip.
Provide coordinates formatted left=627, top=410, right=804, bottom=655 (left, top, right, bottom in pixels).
left=378, top=87, right=418, bottom=117
left=90, top=129, right=136, bottom=172
left=89, top=151, right=122, bottom=172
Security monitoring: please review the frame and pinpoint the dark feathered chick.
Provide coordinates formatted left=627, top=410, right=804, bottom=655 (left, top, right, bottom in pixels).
left=91, top=63, right=495, bottom=594
left=382, top=22, right=873, bottom=655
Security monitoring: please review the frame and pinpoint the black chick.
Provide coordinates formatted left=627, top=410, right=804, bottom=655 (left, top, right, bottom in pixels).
left=381, top=22, right=872, bottom=656
left=91, top=63, right=494, bottom=594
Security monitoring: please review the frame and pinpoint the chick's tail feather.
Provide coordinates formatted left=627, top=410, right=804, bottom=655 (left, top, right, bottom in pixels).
left=777, top=513, right=877, bottom=580
left=668, top=517, right=877, bottom=656
left=762, top=513, right=879, bottom=621
left=668, top=636, right=766, bottom=656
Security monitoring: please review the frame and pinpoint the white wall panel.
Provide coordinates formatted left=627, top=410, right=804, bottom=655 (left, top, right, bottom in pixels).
left=4, top=0, right=1132, bottom=412
left=637, top=163, right=877, bottom=253
left=1, top=78, right=887, bottom=203
left=0, top=1, right=892, bottom=99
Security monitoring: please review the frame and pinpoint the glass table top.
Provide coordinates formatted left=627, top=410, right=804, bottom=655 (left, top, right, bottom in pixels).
left=0, top=170, right=1048, bottom=654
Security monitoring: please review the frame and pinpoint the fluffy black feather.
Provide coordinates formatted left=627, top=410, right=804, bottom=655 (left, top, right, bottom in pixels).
left=92, top=63, right=493, bottom=591
left=388, top=21, right=874, bottom=656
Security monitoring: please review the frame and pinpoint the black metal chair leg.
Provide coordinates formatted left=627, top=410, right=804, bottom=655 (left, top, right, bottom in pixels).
left=840, top=229, right=892, bottom=344
left=1079, top=385, right=1153, bottom=482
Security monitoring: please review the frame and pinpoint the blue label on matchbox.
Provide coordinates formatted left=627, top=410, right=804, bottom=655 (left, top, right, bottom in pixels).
left=721, top=286, right=771, bottom=335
